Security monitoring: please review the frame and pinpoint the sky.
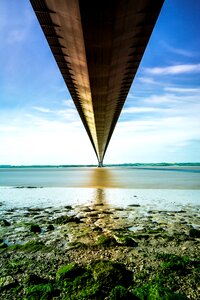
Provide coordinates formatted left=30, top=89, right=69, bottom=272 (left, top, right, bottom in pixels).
left=0, top=0, right=200, bottom=165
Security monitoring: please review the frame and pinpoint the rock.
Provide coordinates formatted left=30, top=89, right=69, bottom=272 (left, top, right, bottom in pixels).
left=53, top=215, right=82, bottom=225
left=46, top=224, right=54, bottom=231
left=9, top=241, right=45, bottom=252
left=30, top=224, right=41, bottom=233
left=56, top=263, right=83, bottom=281
left=25, top=274, right=48, bottom=285
left=189, top=228, right=200, bottom=238
left=109, top=285, right=135, bottom=299
left=1, top=219, right=11, bottom=226
left=25, top=283, right=55, bottom=299
left=114, top=235, right=138, bottom=247
left=89, top=260, right=132, bottom=288
left=0, top=242, right=8, bottom=249
left=0, top=276, right=17, bottom=290
left=96, top=235, right=117, bottom=246
left=64, top=205, right=73, bottom=210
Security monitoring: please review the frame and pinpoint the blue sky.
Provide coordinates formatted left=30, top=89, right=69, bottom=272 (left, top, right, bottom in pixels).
left=0, top=0, right=200, bottom=165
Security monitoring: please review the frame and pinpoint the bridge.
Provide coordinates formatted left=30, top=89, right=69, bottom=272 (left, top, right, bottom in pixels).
left=30, top=0, right=164, bottom=166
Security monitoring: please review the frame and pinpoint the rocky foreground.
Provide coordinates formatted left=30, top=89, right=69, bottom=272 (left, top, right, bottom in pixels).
left=0, top=200, right=200, bottom=299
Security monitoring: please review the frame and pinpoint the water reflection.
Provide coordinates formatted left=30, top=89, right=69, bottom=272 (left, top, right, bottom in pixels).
left=87, top=167, right=124, bottom=188
left=67, top=169, right=130, bottom=245
left=93, top=188, right=107, bottom=207
left=70, top=186, right=128, bottom=247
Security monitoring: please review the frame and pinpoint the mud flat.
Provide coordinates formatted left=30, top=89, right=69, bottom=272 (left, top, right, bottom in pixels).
left=0, top=201, right=200, bottom=299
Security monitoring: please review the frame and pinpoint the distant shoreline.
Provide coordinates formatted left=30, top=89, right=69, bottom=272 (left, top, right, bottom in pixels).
left=0, top=162, right=200, bottom=168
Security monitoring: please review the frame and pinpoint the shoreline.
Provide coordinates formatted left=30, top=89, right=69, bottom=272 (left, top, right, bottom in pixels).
left=1, top=200, right=200, bottom=299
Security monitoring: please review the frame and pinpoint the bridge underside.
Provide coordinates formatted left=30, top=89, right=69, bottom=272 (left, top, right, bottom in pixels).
left=30, top=0, right=164, bottom=164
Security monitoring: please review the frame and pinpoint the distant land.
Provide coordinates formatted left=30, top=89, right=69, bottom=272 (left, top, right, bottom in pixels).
left=0, top=163, right=200, bottom=168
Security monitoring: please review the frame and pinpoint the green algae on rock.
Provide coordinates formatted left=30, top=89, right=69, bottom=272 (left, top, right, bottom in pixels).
left=24, top=283, right=55, bottom=300
left=56, top=263, right=84, bottom=281
left=9, top=241, right=46, bottom=252
left=109, top=285, right=137, bottom=300
left=156, top=253, right=190, bottom=272
left=88, top=260, right=132, bottom=289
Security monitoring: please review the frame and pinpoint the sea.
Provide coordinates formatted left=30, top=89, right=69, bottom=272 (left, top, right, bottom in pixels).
left=0, top=166, right=200, bottom=212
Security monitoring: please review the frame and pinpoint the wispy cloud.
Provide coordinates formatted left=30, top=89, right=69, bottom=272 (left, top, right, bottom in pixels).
left=62, top=99, right=74, bottom=107
left=32, top=105, right=78, bottom=122
left=121, top=89, right=200, bottom=124
left=33, top=106, right=52, bottom=113
left=137, top=77, right=161, bottom=85
left=122, top=107, right=163, bottom=114
left=161, top=42, right=197, bottom=57
left=145, top=64, right=200, bottom=75
left=164, top=87, right=200, bottom=93
left=5, top=9, right=34, bottom=44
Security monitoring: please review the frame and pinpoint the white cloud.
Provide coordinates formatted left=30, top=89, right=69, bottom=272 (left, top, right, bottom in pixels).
left=122, top=107, right=163, bottom=114
left=56, top=108, right=78, bottom=119
left=137, top=77, right=160, bottom=85
left=161, top=42, right=196, bottom=57
left=33, top=106, right=52, bottom=113
left=0, top=109, right=96, bottom=165
left=0, top=126, right=19, bottom=132
left=142, top=92, right=200, bottom=105
left=0, top=126, right=96, bottom=165
left=164, top=87, right=200, bottom=93
left=116, top=89, right=200, bottom=162
left=32, top=106, right=79, bottom=122
left=145, top=64, right=200, bottom=75
left=62, top=99, right=74, bottom=107
left=105, top=111, right=200, bottom=163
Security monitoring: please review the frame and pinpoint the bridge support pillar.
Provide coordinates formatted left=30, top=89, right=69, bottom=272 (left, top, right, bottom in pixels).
left=98, top=161, right=103, bottom=168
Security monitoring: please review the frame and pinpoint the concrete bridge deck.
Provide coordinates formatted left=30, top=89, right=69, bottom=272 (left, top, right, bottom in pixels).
left=30, top=0, right=164, bottom=165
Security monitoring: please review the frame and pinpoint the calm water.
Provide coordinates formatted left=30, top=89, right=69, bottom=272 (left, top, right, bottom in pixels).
left=1, top=166, right=200, bottom=188
left=0, top=167, right=200, bottom=211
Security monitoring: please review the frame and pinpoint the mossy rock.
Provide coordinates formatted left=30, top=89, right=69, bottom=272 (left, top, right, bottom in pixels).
left=189, top=228, right=200, bottom=238
left=63, top=273, right=101, bottom=300
left=0, top=275, right=18, bottom=291
left=24, top=283, right=54, bottom=300
left=96, top=235, right=117, bottom=246
left=9, top=241, right=45, bottom=252
left=67, top=242, right=86, bottom=249
left=1, top=219, right=11, bottom=226
left=156, top=253, right=190, bottom=272
left=25, top=274, right=48, bottom=286
left=56, top=263, right=84, bottom=281
left=109, top=285, right=137, bottom=299
left=0, top=242, right=7, bottom=249
left=58, top=261, right=133, bottom=299
left=114, top=235, right=138, bottom=247
left=30, top=224, right=41, bottom=233
left=88, top=260, right=132, bottom=289
left=46, top=224, right=54, bottom=231
left=59, top=269, right=101, bottom=299
left=53, top=215, right=81, bottom=225
left=133, top=277, right=188, bottom=300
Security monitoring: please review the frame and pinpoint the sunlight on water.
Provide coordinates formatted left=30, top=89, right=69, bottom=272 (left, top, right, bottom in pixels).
left=0, top=167, right=200, bottom=211
left=87, top=167, right=124, bottom=188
